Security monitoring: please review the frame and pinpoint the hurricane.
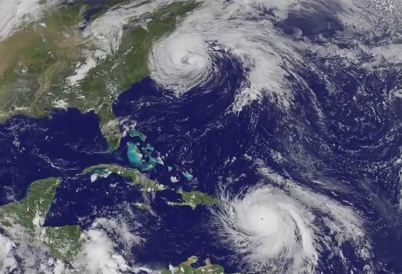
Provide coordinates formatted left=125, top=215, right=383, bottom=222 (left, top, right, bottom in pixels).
left=1, top=0, right=402, bottom=272
left=214, top=185, right=319, bottom=273
left=149, top=0, right=402, bottom=111
left=213, top=166, right=373, bottom=273
left=149, top=33, right=215, bottom=95
left=141, top=0, right=401, bottom=273
left=149, top=0, right=313, bottom=111
left=128, top=0, right=402, bottom=272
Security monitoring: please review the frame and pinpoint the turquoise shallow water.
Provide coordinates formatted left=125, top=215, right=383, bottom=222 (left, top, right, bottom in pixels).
left=2, top=2, right=402, bottom=272
left=126, top=141, right=163, bottom=171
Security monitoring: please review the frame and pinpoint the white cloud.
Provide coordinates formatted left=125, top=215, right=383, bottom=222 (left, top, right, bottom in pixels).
left=0, top=234, right=17, bottom=273
left=212, top=167, right=373, bottom=273
left=0, top=0, right=61, bottom=41
left=76, top=229, right=125, bottom=274
left=72, top=218, right=144, bottom=274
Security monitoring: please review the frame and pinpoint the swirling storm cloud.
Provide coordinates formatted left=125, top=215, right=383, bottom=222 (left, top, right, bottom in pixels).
left=138, top=0, right=402, bottom=272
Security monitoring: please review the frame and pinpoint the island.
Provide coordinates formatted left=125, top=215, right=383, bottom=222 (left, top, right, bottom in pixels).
left=133, top=202, right=152, bottom=210
left=83, top=163, right=168, bottom=192
left=0, top=178, right=82, bottom=261
left=182, top=171, right=194, bottom=181
left=129, top=129, right=147, bottom=142
left=167, top=190, right=220, bottom=210
left=161, top=256, right=224, bottom=274
left=127, top=141, right=164, bottom=171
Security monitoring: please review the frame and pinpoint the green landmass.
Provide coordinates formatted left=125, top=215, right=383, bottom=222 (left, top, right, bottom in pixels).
left=0, top=1, right=199, bottom=149
left=0, top=177, right=82, bottom=261
left=83, top=163, right=168, bottom=192
left=167, top=190, right=220, bottom=210
left=129, top=129, right=147, bottom=142
left=127, top=141, right=164, bottom=170
left=161, top=256, right=225, bottom=274
left=0, top=4, right=85, bottom=120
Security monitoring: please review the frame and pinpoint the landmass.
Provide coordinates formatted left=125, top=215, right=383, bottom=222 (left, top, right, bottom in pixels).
left=127, top=141, right=164, bottom=171
left=133, top=202, right=152, bottom=210
left=129, top=129, right=147, bottom=142
left=83, top=163, right=168, bottom=192
left=161, top=256, right=225, bottom=274
left=167, top=190, right=220, bottom=210
left=0, top=177, right=82, bottom=261
left=0, top=1, right=199, bottom=149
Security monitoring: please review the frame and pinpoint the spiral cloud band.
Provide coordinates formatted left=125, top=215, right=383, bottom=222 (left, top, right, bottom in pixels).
left=212, top=169, right=373, bottom=273
left=139, top=0, right=400, bottom=272
left=222, top=187, right=318, bottom=273
left=149, top=0, right=402, bottom=113
left=149, top=33, right=214, bottom=95
left=148, top=0, right=305, bottom=111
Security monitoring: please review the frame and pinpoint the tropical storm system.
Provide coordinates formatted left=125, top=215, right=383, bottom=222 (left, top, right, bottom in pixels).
left=0, top=0, right=401, bottom=273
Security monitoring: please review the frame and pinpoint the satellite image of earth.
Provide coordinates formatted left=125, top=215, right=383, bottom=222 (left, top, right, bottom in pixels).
left=1, top=0, right=402, bottom=273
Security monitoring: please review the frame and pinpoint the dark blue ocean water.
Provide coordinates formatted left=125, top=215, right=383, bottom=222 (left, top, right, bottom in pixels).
left=1, top=8, right=402, bottom=274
